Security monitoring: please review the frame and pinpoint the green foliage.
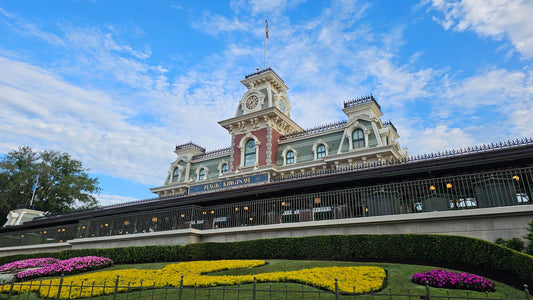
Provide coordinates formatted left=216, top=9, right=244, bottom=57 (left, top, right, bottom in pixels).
left=525, top=220, right=533, bottom=255
left=0, top=146, right=100, bottom=220
left=0, top=234, right=532, bottom=288
left=495, top=237, right=525, bottom=252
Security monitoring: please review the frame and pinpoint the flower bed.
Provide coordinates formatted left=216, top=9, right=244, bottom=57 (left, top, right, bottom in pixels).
left=412, top=269, right=495, bottom=292
left=0, top=256, right=113, bottom=281
left=0, top=258, right=60, bottom=272
left=1, top=260, right=386, bottom=299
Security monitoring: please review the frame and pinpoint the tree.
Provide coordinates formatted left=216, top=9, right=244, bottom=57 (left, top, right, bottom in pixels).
left=0, top=146, right=100, bottom=221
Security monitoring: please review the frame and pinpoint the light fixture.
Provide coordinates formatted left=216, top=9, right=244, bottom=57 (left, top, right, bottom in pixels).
left=104, top=223, right=109, bottom=227
left=152, top=217, right=158, bottom=222
left=62, top=228, right=65, bottom=232
left=249, top=217, right=253, bottom=221
left=513, top=175, right=520, bottom=181
left=57, top=229, right=61, bottom=232
left=314, top=197, right=321, bottom=204
left=429, top=185, right=436, bottom=191
left=235, top=207, right=239, bottom=211
left=244, top=206, right=249, bottom=210
left=82, top=226, right=86, bottom=230
left=21, top=234, right=24, bottom=238
left=282, top=202, right=286, bottom=206
left=181, top=214, right=185, bottom=218
left=211, top=210, right=214, bottom=214
left=446, top=183, right=453, bottom=189
left=123, top=220, right=130, bottom=226
left=43, top=230, right=47, bottom=234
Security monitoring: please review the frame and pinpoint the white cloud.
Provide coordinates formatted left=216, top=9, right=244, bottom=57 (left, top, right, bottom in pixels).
left=398, top=67, right=533, bottom=154
left=0, top=56, right=174, bottom=186
left=94, top=194, right=140, bottom=207
left=427, top=0, right=533, bottom=58
left=0, top=7, right=65, bottom=46
left=192, top=12, right=249, bottom=36
left=404, top=124, right=476, bottom=154
left=230, top=0, right=306, bottom=16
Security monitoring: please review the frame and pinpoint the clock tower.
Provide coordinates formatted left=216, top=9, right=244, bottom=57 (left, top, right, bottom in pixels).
left=219, top=68, right=303, bottom=173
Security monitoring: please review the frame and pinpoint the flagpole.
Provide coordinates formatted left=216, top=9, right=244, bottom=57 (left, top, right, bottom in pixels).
left=30, top=175, right=39, bottom=207
left=264, top=19, right=268, bottom=69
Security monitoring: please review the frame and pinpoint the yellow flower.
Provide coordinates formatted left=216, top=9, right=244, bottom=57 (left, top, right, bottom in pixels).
left=1, top=260, right=385, bottom=299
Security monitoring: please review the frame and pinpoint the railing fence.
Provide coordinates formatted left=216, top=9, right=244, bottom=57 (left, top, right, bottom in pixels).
left=2, top=275, right=532, bottom=300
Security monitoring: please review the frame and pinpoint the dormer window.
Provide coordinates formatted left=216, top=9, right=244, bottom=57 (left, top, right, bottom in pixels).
left=221, top=163, right=228, bottom=174
left=286, top=150, right=295, bottom=164
left=244, top=139, right=256, bottom=166
left=172, top=168, right=180, bottom=182
left=353, top=129, right=365, bottom=148
left=317, top=144, right=326, bottom=158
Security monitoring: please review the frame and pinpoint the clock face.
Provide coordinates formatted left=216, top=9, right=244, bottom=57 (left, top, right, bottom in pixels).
left=279, top=99, right=287, bottom=113
left=245, top=95, right=259, bottom=110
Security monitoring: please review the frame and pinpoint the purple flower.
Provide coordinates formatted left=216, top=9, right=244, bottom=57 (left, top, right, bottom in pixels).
left=411, top=269, right=495, bottom=292
left=0, top=256, right=114, bottom=281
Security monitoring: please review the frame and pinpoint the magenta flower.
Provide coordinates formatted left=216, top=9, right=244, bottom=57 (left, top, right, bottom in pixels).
left=0, top=256, right=113, bottom=281
left=412, top=269, right=495, bottom=292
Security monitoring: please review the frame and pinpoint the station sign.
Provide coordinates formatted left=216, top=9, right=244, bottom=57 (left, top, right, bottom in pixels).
left=189, top=173, right=269, bottom=194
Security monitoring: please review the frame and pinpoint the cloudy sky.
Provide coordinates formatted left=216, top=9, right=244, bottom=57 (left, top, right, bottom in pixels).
left=0, top=0, right=532, bottom=206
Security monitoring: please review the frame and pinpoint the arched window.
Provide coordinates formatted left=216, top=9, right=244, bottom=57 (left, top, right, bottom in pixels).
left=244, top=139, right=256, bottom=166
left=221, top=163, right=228, bottom=174
left=317, top=144, right=326, bottom=158
left=198, top=168, right=206, bottom=180
left=172, top=168, right=180, bottom=182
left=353, top=129, right=365, bottom=149
left=286, top=150, right=295, bottom=164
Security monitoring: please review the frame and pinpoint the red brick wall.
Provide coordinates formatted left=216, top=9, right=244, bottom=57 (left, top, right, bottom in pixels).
left=256, top=128, right=268, bottom=165
left=270, top=129, right=281, bottom=165
left=232, top=134, right=243, bottom=171
left=232, top=128, right=268, bottom=169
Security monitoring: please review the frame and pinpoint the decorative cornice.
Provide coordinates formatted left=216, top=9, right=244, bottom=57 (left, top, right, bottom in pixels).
left=192, top=147, right=231, bottom=160
left=219, top=107, right=303, bottom=136
left=279, top=120, right=347, bottom=141
left=343, top=94, right=380, bottom=110
left=175, top=142, right=205, bottom=153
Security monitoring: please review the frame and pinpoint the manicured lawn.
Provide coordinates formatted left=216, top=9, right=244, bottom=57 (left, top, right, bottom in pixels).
left=1, top=260, right=528, bottom=299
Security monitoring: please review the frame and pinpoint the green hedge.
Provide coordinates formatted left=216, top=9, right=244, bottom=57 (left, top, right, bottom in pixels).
left=1, top=234, right=531, bottom=287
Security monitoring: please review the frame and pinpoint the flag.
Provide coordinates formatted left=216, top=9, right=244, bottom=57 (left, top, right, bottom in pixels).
left=266, top=19, right=269, bottom=39
left=32, top=175, right=39, bottom=193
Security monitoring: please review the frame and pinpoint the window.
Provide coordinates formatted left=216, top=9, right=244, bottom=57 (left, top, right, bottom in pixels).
left=353, top=129, right=365, bottom=149
left=317, top=144, right=326, bottom=158
left=244, top=139, right=256, bottom=166
left=198, top=168, right=206, bottom=180
left=286, top=150, right=295, bottom=164
left=221, top=163, right=228, bottom=174
left=172, top=168, right=180, bottom=182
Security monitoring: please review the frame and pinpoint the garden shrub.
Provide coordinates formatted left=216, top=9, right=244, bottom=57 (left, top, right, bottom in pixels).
left=495, top=237, right=525, bottom=252
left=0, top=234, right=532, bottom=288
left=525, top=220, right=533, bottom=255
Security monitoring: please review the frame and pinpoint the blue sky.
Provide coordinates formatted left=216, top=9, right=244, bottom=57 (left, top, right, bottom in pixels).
left=1, top=0, right=532, bottom=206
